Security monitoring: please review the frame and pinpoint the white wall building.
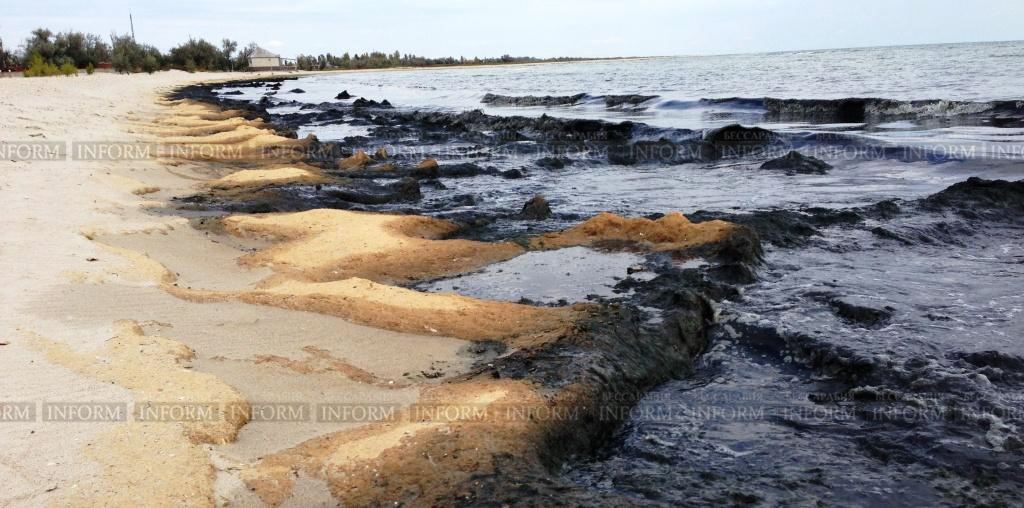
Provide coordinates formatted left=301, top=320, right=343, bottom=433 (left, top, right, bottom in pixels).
left=248, top=47, right=295, bottom=71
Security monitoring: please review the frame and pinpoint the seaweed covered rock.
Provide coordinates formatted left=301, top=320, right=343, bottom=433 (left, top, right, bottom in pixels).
left=806, top=291, right=894, bottom=328
left=607, top=139, right=694, bottom=165
left=352, top=97, right=394, bottom=108
left=519, top=195, right=552, bottom=220
left=413, top=158, right=440, bottom=179
left=482, top=93, right=587, bottom=107
left=391, top=177, right=423, bottom=201
left=760, top=150, right=832, bottom=174
left=338, top=150, right=372, bottom=170
left=921, top=177, right=1024, bottom=219
left=703, top=124, right=777, bottom=158
left=604, top=95, right=659, bottom=108
left=535, top=156, right=573, bottom=169
left=500, top=168, right=526, bottom=179
left=440, top=163, right=491, bottom=177
left=764, top=98, right=870, bottom=123
left=335, top=90, right=352, bottom=99
left=688, top=210, right=815, bottom=248
left=322, top=177, right=421, bottom=204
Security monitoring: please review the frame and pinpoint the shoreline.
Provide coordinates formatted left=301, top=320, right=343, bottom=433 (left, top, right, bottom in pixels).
left=5, top=60, right=1024, bottom=505
left=0, top=56, right=661, bottom=82
left=0, top=69, right=755, bottom=505
left=188, top=73, right=1024, bottom=506
left=147, top=88, right=758, bottom=503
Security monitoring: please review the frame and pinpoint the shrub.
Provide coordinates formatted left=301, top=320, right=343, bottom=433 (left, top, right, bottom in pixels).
left=86, top=63, right=94, bottom=74
left=142, top=54, right=159, bottom=74
left=184, top=58, right=197, bottom=73
left=60, top=62, right=78, bottom=76
left=23, top=53, right=60, bottom=77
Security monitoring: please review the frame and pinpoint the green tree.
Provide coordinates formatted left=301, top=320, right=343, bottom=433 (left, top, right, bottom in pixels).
left=234, top=42, right=257, bottom=71
left=168, top=37, right=223, bottom=71
left=0, top=37, right=18, bottom=71
left=142, top=54, right=159, bottom=74
left=23, top=28, right=56, bottom=64
left=110, top=33, right=163, bottom=73
left=53, top=31, right=110, bottom=68
left=22, top=28, right=111, bottom=69
left=221, top=39, right=237, bottom=71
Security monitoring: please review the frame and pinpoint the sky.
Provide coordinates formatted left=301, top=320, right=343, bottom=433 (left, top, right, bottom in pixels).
left=2, top=0, right=1022, bottom=59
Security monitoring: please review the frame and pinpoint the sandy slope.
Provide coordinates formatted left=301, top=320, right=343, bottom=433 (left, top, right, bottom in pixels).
left=0, top=71, right=475, bottom=506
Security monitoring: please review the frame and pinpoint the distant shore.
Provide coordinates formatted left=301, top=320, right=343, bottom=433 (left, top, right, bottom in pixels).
left=0, top=55, right=663, bottom=80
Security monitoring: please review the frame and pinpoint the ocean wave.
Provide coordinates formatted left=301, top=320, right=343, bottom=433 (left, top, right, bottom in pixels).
left=648, top=97, right=1024, bottom=126
left=763, top=97, right=1024, bottom=124
left=480, top=93, right=660, bottom=110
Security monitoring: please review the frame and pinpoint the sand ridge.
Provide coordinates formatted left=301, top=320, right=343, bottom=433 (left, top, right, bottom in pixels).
left=143, top=116, right=268, bottom=136
left=222, top=208, right=526, bottom=284
left=154, top=100, right=313, bottom=162
left=206, top=165, right=326, bottom=190
left=239, top=380, right=542, bottom=506
left=529, top=211, right=739, bottom=251
left=85, top=232, right=578, bottom=345
left=238, top=277, right=581, bottom=344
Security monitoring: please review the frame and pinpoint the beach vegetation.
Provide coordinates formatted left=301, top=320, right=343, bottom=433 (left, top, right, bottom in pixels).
left=59, top=62, right=79, bottom=76
left=233, top=43, right=258, bottom=71
left=22, top=28, right=110, bottom=69
left=221, top=39, right=238, bottom=71
left=16, top=26, right=587, bottom=76
left=142, top=54, right=160, bottom=74
left=168, top=37, right=238, bottom=71
left=86, top=63, right=94, bottom=74
left=110, top=33, right=164, bottom=74
left=292, top=50, right=584, bottom=71
left=23, top=53, right=61, bottom=77
left=0, top=37, right=17, bottom=71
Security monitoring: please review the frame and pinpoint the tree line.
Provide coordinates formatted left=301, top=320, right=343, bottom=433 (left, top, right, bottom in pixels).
left=2, top=28, right=258, bottom=75
left=1, top=27, right=589, bottom=76
left=292, top=51, right=585, bottom=71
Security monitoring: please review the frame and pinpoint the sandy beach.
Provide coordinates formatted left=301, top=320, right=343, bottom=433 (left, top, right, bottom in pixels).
left=0, top=71, right=478, bottom=506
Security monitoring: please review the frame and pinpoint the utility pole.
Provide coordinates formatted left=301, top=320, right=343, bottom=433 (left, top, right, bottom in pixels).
left=129, top=11, right=135, bottom=41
